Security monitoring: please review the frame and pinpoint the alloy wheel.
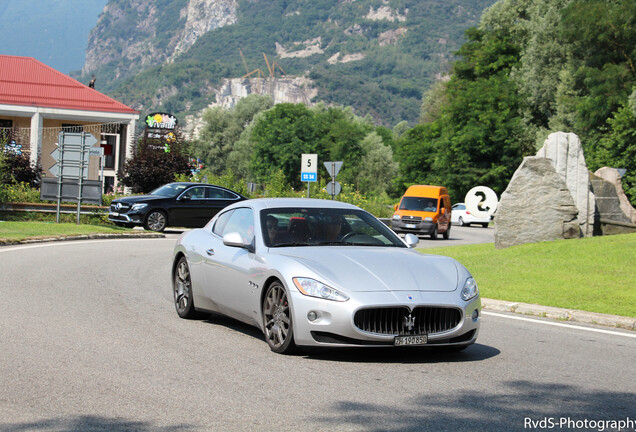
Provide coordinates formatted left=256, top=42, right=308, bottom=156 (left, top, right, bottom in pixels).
left=263, top=283, right=294, bottom=353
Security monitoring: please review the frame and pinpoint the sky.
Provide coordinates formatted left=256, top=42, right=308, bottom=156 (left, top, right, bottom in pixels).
left=0, top=0, right=108, bottom=74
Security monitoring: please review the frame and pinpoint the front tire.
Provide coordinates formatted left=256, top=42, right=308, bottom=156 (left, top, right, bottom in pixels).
left=173, top=257, right=199, bottom=319
left=429, top=225, right=438, bottom=240
left=145, top=210, right=167, bottom=232
left=262, top=281, right=296, bottom=354
left=442, top=224, right=450, bottom=240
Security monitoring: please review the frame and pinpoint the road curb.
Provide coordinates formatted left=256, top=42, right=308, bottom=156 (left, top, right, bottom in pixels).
left=482, top=298, right=636, bottom=331
left=0, top=231, right=164, bottom=246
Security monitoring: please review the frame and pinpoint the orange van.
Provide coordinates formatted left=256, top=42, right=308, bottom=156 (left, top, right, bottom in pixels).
left=391, top=185, right=452, bottom=239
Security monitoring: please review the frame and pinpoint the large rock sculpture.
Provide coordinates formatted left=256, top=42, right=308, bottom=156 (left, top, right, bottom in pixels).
left=593, top=167, right=636, bottom=224
left=494, top=157, right=580, bottom=249
left=536, top=132, right=596, bottom=237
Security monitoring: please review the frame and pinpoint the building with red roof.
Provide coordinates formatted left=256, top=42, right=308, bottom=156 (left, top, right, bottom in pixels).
left=0, top=55, right=139, bottom=192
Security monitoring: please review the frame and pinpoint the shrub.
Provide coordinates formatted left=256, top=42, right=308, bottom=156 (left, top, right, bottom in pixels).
left=0, top=151, right=42, bottom=188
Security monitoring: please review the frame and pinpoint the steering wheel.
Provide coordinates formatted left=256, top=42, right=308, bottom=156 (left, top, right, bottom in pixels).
left=340, top=231, right=364, bottom=241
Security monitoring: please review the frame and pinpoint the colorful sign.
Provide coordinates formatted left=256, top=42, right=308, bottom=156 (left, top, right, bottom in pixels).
left=145, top=113, right=177, bottom=129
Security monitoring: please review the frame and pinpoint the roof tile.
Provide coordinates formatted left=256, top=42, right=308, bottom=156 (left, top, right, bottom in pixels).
left=0, top=55, right=138, bottom=114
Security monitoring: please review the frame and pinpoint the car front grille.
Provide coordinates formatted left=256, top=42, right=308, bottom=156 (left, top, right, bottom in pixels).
left=401, top=216, right=422, bottom=222
left=110, top=203, right=131, bottom=213
left=354, top=306, right=462, bottom=336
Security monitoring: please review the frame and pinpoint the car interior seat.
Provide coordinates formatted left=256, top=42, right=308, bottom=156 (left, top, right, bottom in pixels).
left=287, top=217, right=310, bottom=243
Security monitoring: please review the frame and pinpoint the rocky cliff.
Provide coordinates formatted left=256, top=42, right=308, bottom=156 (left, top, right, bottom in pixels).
left=83, top=0, right=237, bottom=79
left=79, top=0, right=495, bottom=127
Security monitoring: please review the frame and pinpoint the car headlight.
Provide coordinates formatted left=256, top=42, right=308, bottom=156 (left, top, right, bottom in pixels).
left=293, top=277, right=349, bottom=302
left=460, top=277, right=479, bottom=301
left=131, top=203, right=148, bottom=211
left=424, top=217, right=433, bottom=221
left=392, top=214, right=400, bottom=220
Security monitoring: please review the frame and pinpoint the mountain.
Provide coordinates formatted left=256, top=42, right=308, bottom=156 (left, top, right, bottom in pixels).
left=0, top=0, right=107, bottom=74
left=74, top=0, right=496, bottom=128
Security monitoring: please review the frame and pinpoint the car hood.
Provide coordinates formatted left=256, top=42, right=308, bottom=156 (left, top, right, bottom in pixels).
left=113, top=195, right=165, bottom=204
left=276, top=247, right=459, bottom=293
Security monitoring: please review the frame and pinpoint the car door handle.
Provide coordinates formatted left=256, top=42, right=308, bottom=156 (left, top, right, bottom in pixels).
left=206, top=249, right=215, bottom=256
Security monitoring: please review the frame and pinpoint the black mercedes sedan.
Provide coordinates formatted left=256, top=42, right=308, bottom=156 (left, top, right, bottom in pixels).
left=108, top=182, right=246, bottom=232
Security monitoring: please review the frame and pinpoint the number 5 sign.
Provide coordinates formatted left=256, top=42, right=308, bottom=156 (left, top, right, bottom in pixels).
left=301, top=154, right=317, bottom=182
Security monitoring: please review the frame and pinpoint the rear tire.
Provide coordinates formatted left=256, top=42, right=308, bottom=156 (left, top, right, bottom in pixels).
left=458, top=216, right=465, bottom=226
left=173, top=257, right=201, bottom=319
left=482, top=223, right=489, bottom=228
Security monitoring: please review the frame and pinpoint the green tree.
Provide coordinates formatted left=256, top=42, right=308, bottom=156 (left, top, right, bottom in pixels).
left=250, top=103, right=322, bottom=189
left=559, top=0, right=636, bottom=141
left=394, top=123, right=441, bottom=191
left=357, top=132, right=398, bottom=196
left=419, top=27, right=532, bottom=200
left=193, top=94, right=274, bottom=175
left=119, top=130, right=191, bottom=193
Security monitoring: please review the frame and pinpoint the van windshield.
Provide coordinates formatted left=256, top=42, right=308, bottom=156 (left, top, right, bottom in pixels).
left=399, top=197, right=438, bottom=212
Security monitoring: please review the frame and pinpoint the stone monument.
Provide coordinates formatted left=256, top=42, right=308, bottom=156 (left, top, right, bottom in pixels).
left=536, top=132, right=596, bottom=237
left=494, top=157, right=580, bottom=249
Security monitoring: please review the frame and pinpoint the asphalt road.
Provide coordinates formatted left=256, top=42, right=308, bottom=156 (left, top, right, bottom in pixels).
left=411, top=224, right=495, bottom=248
left=1, top=237, right=634, bottom=432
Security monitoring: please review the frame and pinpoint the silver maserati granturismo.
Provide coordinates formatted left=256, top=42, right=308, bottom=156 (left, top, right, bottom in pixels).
left=172, top=198, right=480, bottom=354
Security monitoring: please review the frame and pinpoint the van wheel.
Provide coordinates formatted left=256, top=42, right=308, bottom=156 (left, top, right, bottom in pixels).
left=430, top=225, right=438, bottom=240
left=443, top=225, right=450, bottom=240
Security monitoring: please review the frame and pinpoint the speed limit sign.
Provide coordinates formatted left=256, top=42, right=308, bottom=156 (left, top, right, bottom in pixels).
left=301, top=154, right=317, bottom=182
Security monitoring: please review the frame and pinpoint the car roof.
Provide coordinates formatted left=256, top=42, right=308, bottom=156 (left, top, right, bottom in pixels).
left=226, top=198, right=362, bottom=212
left=165, top=182, right=246, bottom=196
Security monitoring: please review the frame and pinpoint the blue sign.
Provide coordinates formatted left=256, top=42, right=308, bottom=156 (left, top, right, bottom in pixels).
left=301, top=172, right=317, bottom=182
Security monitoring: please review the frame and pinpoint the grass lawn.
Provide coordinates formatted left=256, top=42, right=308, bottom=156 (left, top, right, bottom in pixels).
left=420, top=233, right=636, bottom=318
left=0, top=221, right=130, bottom=243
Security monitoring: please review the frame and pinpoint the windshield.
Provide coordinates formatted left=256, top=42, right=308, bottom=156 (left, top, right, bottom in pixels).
left=261, top=207, right=406, bottom=248
left=149, top=183, right=190, bottom=197
left=399, top=196, right=438, bottom=212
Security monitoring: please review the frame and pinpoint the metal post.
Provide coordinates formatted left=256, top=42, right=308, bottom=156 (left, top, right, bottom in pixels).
left=76, top=133, right=86, bottom=224
left=55, top=133, right=63, bottom=223
left=307, top=181, right=310, bottom=198
left=331, top=162, right=335, bottom=200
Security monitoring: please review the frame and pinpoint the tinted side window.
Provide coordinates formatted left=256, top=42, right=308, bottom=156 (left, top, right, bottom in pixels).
left=223, top=208, right=255, bottom=243
left=205, top=187, right=239, bottom=199
left=223, top=190, right=239, bottom=199
left=206, top=187, right=225, bottom=199
left=213, top=210, right=234, bottom=236
left=183, top=186, right=205, bottom=199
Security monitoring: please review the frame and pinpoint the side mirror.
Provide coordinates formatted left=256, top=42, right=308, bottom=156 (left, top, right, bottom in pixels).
left=393, top=204, right=398, bottom=211
left=441, top=207, right=446, bottom=214
left=404, top=233, right=419, bottom=248
left=223, top=232, right=254, bottom=253
left=178, top=195, right=191, bottom=201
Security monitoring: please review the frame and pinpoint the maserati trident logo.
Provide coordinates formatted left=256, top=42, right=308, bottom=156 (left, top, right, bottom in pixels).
left=404, top=313, right=416, bottom=331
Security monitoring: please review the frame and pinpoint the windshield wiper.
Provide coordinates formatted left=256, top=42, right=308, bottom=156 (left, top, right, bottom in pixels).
left=311, top=241, right=349, bottom=246
left=272, top=242, right=311, bottom=247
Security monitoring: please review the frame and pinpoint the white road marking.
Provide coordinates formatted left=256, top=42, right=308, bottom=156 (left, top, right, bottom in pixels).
left=0, top=237, right=175, bottom=253
left=483, top=311, right=636, bottom=339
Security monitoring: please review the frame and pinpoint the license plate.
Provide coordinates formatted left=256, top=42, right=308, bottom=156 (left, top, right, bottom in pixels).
left=110, top=212, right=119, bottom=216
left=405, top=223, right=416, bottom=229
left=394, top=335, right=428, bottom=346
